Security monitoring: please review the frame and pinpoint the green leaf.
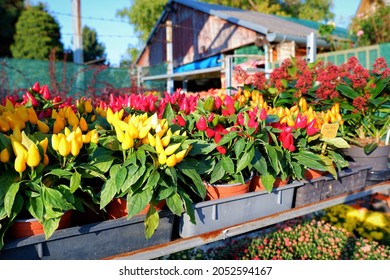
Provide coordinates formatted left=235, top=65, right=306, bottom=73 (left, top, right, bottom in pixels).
left=236, top=151, right=253, bottom=173
left=42, top=216, right=61, bottom=240
left=178, top=189, right=196, bottom=224
left=364, top=143, right=378, bottom=154
left=234, top=138, right=246, bottom=158
left=136, top=149, right=146, bottom=167
left=90, top=154, right=114, bottom=174
left=144, top=171, right=160, bottom=190
left=43, top=187, right=73, bottom=210
left=217, top=131, right=237, bottom=146
left=99, top=178, right=117, bottom=209
left=321, top=137, right=350, bottom=149
left=336, top=84, right=359, bottom=99
left=4, top=182, right=20, bottom=217
left=210, top=161, right=225, bottom=184
left=122, top=165, right=146, bottom=192
left=188, top=140, right=216, bottom=156
left=115, top=167, right=128, bottom=190
left=166, top=192, right=183, bottom=216
left=261, top=173, right=276, bottom=193
left=265, top=144, right=279, bottom=173
left=178, top=166, right=206, bottom=199
left=48, top=169, right=73, bottom=178
left=221, top=156, right=235, bottom=175
left=126, top=188, right=152, bottom=219
left=144, top=207, right=159, bottom=239
left=120, top=165, right=139, bottom=193
left=155, top=185, right=173, bottom=200
left=162, top=103, right=175, bottom=124
left=27, top=195, right=44, bottom=220
left=251, top=149, right=268, bottom=175
left=70, top=170, right=81, bottom=193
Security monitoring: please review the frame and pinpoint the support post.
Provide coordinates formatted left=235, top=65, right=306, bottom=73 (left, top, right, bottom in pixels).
left=306, top=32, right=317, bottom=63
left=72, top=0, right=83, bottom=64
left=166, top=19, right=174, bottom=94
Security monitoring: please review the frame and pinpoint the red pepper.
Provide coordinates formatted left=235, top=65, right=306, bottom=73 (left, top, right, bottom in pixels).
left=260, top=108, right=267, bottom=120
left=214, top=132, right=223, bottom=143
left=279, top=131, right=295, bottom=152
left=206, top=128, right=215, bottom=138
left=216, top=146, right=227, bottom=155
left=196, top=116, right=207, bottom=131
left=214, top=96, right=222, bottom=109
left=306, top=119, right=319, bottom=136
left=175, top=115, right=186, bottom=127
left=224, top=95, right=236, bottom=115
left=248, top=117, right=257, bottom=129
left=24, top=91, right=39, bottom=107
left=294, top=113, right=307, bottom=129
left=32, top=82, right=40, bottom=92
left=39, top=85, right=51, bottom=100
left=237, top=112, right=245, bottom=126
left=207, top=113, right=215, bottom=123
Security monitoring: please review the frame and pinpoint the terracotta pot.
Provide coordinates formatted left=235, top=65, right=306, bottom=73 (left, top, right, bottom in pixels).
left=249, top=175, right=290, bottom=192
left=10, top=210, right=72, bottom=239
left=205, top=174, right=253, bottom=200
left=107, top=198, right=166, bottom=219
left=304, top=169, right=325, bottom=180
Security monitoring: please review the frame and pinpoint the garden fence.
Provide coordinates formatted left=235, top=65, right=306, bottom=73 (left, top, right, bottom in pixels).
left=0, top=58, right=134, bottom=100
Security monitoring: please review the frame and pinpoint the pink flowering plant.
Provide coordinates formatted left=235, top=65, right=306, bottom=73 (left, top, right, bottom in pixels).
left=163, top=217, right=390, bottom=260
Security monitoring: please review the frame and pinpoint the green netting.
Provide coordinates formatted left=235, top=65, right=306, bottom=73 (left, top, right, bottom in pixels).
left=0, top=58, right=132, bottom=100
left=357, top=51, right=367, bottom=68
left=369, top=49, right=379, bottom=69
left=379, top=43, right=390, bottom=65
left=336, top=54, right=346, bottom=64
left=233, top=45, right=263, bottom=65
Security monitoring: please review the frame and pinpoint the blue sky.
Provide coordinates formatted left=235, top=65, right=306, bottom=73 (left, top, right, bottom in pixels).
left=30, top=0, right=361, bottom=67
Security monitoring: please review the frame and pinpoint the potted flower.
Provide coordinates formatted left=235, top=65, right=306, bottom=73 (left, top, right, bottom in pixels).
left=97, top=107, right=206, bottom=238
left=183, top=94, right=258, bottom=200
left=332, top=57, right=390, bottom=171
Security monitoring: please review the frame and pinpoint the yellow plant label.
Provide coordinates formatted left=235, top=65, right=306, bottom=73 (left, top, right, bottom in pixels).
left=321, top=123, right=339, bottom=138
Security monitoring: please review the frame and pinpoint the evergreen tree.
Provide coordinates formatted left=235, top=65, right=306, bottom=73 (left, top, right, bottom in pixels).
left=0, top=0, right=24, bottom=57
left=10, top=3, right=64, bottom=60
left=82, top=25, right=106, bottom=64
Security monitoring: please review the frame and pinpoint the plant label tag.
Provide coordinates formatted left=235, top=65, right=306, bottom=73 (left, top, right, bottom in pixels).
left=321, top=123, right=339, bottom=138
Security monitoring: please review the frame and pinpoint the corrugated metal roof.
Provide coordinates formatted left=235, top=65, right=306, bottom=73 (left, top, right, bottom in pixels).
left=172, top=0, right=317, bottom=39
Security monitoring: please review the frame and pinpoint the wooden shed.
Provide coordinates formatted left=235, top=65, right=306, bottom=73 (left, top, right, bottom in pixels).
left=136, top=0, right=346, bottom=93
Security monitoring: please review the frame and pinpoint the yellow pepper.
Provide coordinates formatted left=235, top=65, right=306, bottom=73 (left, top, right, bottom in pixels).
left=26, top=144, right=41, bottom=167
left=14, top=154, right=27, bottom=173
left=0, top=148, right=10, bottom=163
left=166, top=154, right=178, bottom=167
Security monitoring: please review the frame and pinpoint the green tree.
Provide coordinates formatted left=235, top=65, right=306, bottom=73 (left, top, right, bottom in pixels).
left=116, top=0, right=166, bottom=43
left=0, top=0, right=24, bottom=57
left=10, top=3, right=63, bottom=60
left=351, top=4, right=390, bottom=47
left=82, top=25, right=106, bottom=64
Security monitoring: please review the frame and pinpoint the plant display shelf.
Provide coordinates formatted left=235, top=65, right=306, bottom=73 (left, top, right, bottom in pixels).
left=108, top=181, right=390, bottom=260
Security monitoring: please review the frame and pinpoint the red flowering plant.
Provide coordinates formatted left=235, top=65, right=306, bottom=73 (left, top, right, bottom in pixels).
left=260, top=55, right=390, bottom=154
left=324, top=57, right=390, bottom=153
left=182, top=93, right=260, bottom=186
left=264, top=98, right=350, bottom=182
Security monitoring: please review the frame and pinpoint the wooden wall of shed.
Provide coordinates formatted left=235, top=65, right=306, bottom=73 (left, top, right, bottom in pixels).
left=138, top=3, right=258, bottom=69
